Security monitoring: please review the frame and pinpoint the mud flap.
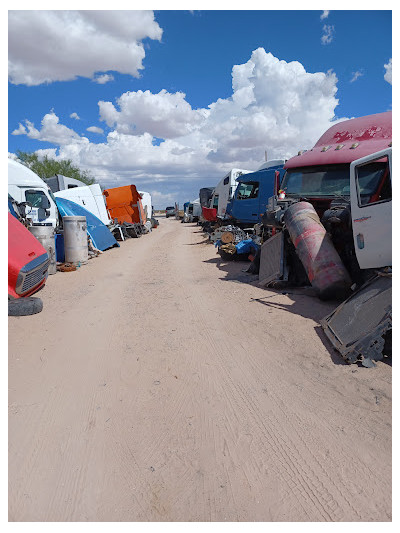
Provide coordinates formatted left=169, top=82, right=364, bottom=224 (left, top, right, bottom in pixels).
left=320, top=273, right=392, bottom=367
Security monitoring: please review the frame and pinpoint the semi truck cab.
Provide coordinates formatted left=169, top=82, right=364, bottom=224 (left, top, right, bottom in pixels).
left=227, top=160, right=285, bottom=226
left=8, top=159, right=58, bottom=228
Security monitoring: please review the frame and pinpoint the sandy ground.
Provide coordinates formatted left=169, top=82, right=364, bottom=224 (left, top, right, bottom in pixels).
left=9, top=217, right=392, bottom=522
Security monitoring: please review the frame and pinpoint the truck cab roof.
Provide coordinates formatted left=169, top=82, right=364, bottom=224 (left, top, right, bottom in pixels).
left=8, top=158, right=48, bottom=188
left=285, top=111, right=392, bottom=169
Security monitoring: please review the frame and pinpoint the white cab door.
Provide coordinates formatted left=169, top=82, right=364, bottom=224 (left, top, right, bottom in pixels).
left=350, top=148, right=392, bottom=269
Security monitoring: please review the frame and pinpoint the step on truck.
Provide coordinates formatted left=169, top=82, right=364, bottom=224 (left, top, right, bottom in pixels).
left=259, top=111, right=392, bottom=366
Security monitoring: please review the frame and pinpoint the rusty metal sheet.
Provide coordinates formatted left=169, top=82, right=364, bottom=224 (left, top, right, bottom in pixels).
left=320, top=273, right=392, bottom=367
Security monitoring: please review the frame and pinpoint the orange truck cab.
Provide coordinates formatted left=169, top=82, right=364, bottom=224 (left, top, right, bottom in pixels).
left=102, top=185, right=146, bottom=225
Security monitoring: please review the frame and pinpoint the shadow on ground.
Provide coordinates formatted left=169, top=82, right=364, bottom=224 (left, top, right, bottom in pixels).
left=202, top=254, right=360, bottom=365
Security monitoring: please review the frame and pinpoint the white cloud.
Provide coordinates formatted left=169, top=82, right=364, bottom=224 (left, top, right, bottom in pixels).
left=384, top=58, right=392, bottom=85
left=8, top=10, right=162, bottom=85
left=148, top=190, right=176, bottom=206
left=350, top=70, right=363, bottom=83
left=321, top=24, right=335, bottom=45
left=93, top=74, right=115, bottom=85
left=12, top=111, right=85, bottom=145
left=87, top=126, right=104, bottom=134
left=320, top=11, right=330, bottom=20
left=11, top=123, right=27, bottom=135
left=11, top=48, right=344, bottom=206
left=70, top=112, right=80, bottom=120
left=99, top=89, right=207, bottom=138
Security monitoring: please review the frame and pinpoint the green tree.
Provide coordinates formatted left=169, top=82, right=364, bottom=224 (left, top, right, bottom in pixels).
left=15, top=151, right=96, bottom=185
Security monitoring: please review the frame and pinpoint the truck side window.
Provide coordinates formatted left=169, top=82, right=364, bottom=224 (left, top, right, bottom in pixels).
left=356, top=157, right=391, bottom=206
left=25, top=190, right=49, bottom=209
left=212, top=195, right=219, bottom=208
left=236, top=181, right=259, bottom=199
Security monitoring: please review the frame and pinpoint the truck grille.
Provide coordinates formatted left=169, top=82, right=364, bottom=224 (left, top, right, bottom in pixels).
left=16, top=253, right=50, bottom=295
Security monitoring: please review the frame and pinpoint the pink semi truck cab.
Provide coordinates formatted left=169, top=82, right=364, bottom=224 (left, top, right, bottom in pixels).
left=8, top=213, right=50, bottom=299
left=262, top=111, right=392, bottom=289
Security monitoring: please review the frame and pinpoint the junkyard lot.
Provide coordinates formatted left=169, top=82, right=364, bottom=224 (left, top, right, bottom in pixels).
left=9, top=217, right=391, bottom=521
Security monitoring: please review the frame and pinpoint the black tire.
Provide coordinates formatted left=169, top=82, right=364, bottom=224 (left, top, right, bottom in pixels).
left=8, top=297, right=43, bottom=316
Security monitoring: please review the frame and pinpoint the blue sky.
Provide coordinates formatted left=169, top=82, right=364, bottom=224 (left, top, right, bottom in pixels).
left=8, top=9, right=392, bottom=208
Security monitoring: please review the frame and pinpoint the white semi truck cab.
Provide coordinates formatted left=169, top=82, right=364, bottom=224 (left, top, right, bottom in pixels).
left=8, top=159, right=59, bottom=228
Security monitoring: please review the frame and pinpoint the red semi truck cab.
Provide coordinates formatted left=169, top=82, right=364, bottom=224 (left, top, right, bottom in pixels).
left=277, top=111, right=392, bottom=216
left=8, top=213, right=50, bottom=298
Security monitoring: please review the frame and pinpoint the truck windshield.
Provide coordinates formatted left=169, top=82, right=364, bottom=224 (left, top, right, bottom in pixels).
left=236, top=181, right=259, bottom=199
left=281, top=164, right=350, bottom=197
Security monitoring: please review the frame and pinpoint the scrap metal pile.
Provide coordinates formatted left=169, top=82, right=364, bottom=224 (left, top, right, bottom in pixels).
left=191, top=112, right=392, bottom=368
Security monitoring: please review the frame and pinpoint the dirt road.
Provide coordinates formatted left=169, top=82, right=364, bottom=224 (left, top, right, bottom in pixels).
left=9, top=217, right=391, bottom=522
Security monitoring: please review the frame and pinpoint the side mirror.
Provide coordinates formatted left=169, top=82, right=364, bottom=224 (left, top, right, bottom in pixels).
left=274, top=171, right=280, bottom=196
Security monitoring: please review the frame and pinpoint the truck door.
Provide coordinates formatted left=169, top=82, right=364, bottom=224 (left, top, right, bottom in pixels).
left=350, top=148, right=392, bottom=269
left=234, top=180, right=260, bottom=223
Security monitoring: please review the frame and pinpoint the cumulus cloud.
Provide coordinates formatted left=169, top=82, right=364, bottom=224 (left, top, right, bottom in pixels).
left=350, top=70, right=363, bottom=83
left=11, top=111, right=84, bottom=145
left=87, top=126, right=104, bottom=134
left=99, top=89, right=207, bottom=138
left=321, top=24, right=335, bottom=45
left=8, top=10, right=162, bottom=85
left=320, top=11, right=330, bottom=20
left=11, top=48, right=344, bottom=206
left=70, top=112, right=80, bottom=120
left=384, top=58, right=392, bottom=85
left=93, top=74, right=115, bottom=84
left=148, top=190, right=176, bottom=206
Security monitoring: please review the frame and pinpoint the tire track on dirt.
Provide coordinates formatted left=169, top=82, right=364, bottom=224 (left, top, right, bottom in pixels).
left=173, top=228, right=366, bottom=521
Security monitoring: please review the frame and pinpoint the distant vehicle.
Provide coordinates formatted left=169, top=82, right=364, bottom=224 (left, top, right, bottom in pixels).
left=209, top=168, right=252, bottom=218
left=8, top=212, right=50, bottom=299
left=183, top=198, right=202, bottom=223
left=165, top=206, right=175, bottom=218
left=44, top=174, right=86, bottom=192
left=8, top=159, right=58, bottom=227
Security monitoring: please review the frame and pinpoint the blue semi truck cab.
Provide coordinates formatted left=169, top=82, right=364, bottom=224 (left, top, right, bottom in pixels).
left=226, top=160, right=285, bottom=226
